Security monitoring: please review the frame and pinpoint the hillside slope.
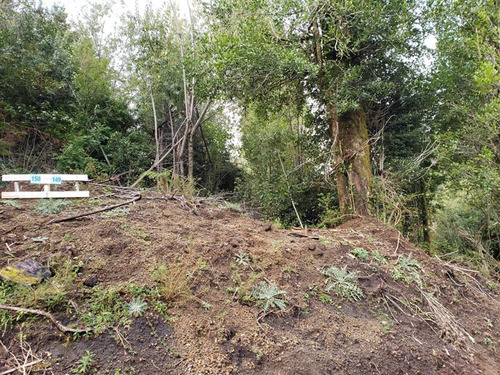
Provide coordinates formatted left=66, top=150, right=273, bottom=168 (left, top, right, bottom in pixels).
left=1, top=190, right=499, bottom=374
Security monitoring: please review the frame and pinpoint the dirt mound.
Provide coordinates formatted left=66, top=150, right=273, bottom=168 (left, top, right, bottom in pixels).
left=1, top=191, right=499, bottom=374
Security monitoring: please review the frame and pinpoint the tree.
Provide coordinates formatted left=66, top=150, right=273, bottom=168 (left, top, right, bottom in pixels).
left=429, top=0, right=500, bottom=260
left=205, top=0, right=421, bottom=215
left=0, top=0, right=75, bottom=170
left=121, top=3, right=213, bottom=189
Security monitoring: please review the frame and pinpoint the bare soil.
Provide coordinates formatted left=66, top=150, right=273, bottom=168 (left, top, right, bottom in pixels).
left=1, top=188, right=499, bottom=374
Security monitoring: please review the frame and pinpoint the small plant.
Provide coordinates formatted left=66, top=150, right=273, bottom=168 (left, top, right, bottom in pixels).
left=251, top=281, right=287, bottom=313
left=151, top=262, right=192, bottom=302
left=201, top=301, right=212, bottom=310
left=127, top=297, right=147, bottom=317
left=36, top=199, right=70, bottom=214
left=235, top=252, right=251, bottom=267
left=72, top=350, right=95, bottom=374
left=319, top=293, right=332, bottom=304
left=103, top=207, right=129, bottom=217
left=371, top=250, right=388, bottom=264
left=350, top=248, right=369, bottom=260
left=1, top=199, right=22, bottom=209
left=319, top=237, right=333, bottom=245
left=321, top=266, right=363, bottom=301
left=225, top=202, right=242, bottom=212
left=392, top=254, right=422, bottom=286
left=281, top=265, right=297, bottom=278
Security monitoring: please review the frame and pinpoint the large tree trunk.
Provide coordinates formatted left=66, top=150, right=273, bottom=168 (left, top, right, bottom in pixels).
left=331, top=106, right=372, bottom=215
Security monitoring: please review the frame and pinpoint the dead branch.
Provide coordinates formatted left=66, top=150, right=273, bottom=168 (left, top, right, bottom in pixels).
left=0, top=304, right=91, bottom=334
left=1, top=226, right=18, bottom=236
left=46, top=194, right=141, bottom=224
left=0, top=359, right=45, bottom=375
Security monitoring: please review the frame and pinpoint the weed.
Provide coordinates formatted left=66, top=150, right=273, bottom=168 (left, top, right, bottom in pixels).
left=72, top=350, right=95, bottom=374
left=350, top=248, right=369, bottom=260
left=392, top=254, right=422, bottom=286
left=281, top=265, right=297, bottom=278
left=372, top=250, right=388, bottom=264
left=1, top=199, right=22, bottom=209
left=321, top=266, right=363, bottom=301
left=225, top=202, right=243, bottom=212
left=127, top=297, right=147, bottom=317
left=103, top=207, right=130, bottom=217
left=81, top=285, right=131, bottom=333
left=319, top=238, right=333, bottom=245
left=235, top=252, right=251, bottom=267
left=251, top=281, right=287, bottom=313
left=483, top=335, right=496, bottom=353
left=35, top=199, right=70, bottom=214
left=319, top=293, right=332, bottom=304
left=485, top=317, right=494, bottom=328
left=201, top=301, right=212, bottom=310
left=151, top=262, right=192, bottom=303
left=198, top=260, right=208, bottom=271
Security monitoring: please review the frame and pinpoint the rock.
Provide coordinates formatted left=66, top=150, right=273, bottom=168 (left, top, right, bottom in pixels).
left=263, top=223, right=272, bottom=232
left=83, top=275, right=99, bottom=287
left=307, top=243, right=316, bottom=251
left=0, top=259, right=52, bottom=285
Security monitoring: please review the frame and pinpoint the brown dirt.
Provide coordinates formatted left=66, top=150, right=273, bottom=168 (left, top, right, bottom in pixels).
left=1, top=189, right=499, bottom=374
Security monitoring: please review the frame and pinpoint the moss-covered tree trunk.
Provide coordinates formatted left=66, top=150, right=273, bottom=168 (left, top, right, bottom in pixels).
left=330, top=106, right=372, bottom=215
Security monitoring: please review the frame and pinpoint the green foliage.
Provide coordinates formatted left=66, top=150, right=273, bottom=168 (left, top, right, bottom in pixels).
left=251, top=281, right=287, bottom=313
left=35, top=199, right=70, bottom=214
left=321, top=266, right=363, bottom=301
left=391, top=254, right=422, bottom=286
left=1, top=200, right=22, bottom=209
left=81, top=285, right=131, bottom=333
left=236, top=104, right=331, bottom=227
left=350, top=248, right=369, bottom=260
left=371, top=250, right=388, bottom=265
left=72, top=350, right=95, bottom=374
left=429, top=0, right=500, bottom=261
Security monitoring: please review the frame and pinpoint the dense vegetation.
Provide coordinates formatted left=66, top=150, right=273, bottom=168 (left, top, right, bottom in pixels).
left=0, top=0, right=498, bottom=265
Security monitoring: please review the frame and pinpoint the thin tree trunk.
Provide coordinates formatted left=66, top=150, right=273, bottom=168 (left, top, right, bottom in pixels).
left=150, top=85, right=160, bottom=172
left=419, top=179, right=430, bottom=244
left=188, top=131, right=194, bottom=181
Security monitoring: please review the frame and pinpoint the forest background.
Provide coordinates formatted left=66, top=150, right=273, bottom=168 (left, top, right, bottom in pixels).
left=0, top=0, right=498, bottom=267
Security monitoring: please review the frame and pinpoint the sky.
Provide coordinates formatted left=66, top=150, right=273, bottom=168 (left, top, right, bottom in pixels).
left=42, top=0, right=190, bottom=26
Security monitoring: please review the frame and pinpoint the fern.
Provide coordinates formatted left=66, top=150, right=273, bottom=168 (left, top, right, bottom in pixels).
left=251, top=281, right=287, bottom=313
left=321, top=266, right=363, bottom=301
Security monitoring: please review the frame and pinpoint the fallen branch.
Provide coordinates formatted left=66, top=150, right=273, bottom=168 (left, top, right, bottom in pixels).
left=0, top=304, right=91, bottom=334
left=0, top=359, right=45, bottom=375
left=46, top=194, right=141, bottom=224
